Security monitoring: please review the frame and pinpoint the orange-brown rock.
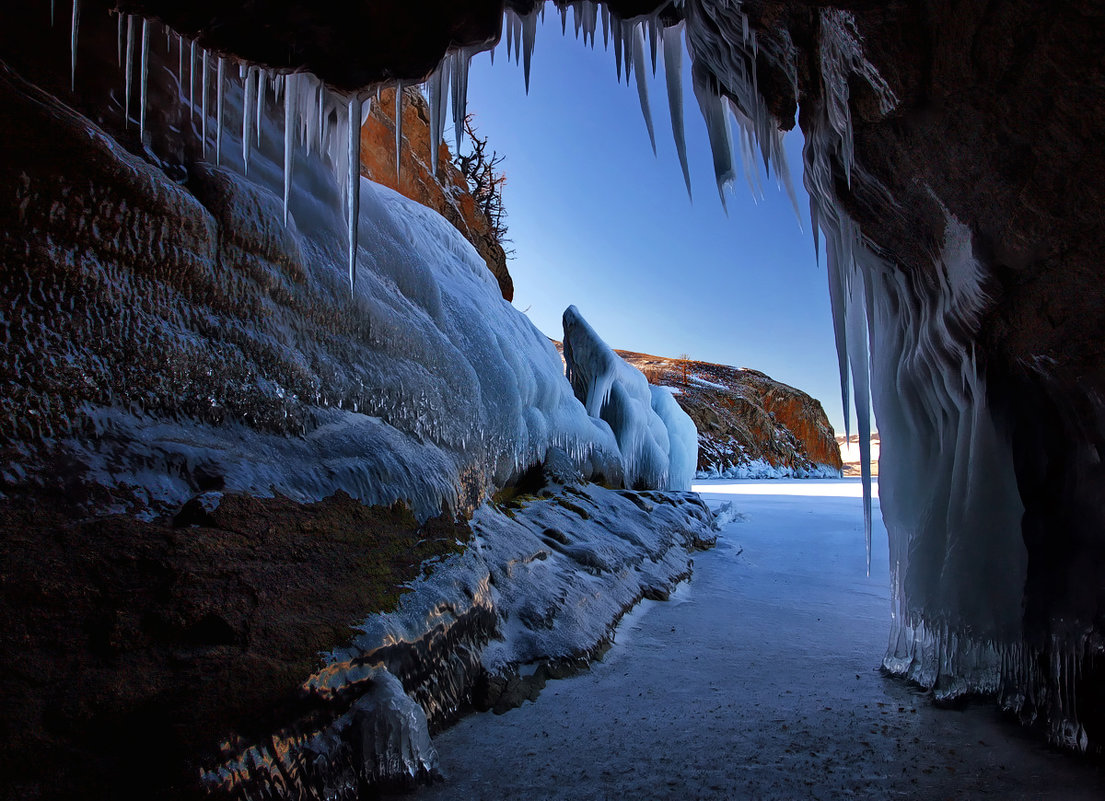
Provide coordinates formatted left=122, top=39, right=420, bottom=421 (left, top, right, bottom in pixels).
left=615, top=349, right=843, bottom=476
left=360, top=87, right=513, bottom=301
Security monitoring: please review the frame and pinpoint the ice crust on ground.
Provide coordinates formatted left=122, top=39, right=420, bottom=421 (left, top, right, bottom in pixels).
left=562, top=305, right=698, bottom=491
left=203, top=478, right=715, bottom=797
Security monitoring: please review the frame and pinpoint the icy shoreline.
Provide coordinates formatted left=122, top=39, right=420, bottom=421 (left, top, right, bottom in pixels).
left=202, top=476, right=716, bottom=797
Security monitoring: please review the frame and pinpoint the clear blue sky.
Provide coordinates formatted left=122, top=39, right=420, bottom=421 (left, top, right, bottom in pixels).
left=459, top=14, right=849, bottom=435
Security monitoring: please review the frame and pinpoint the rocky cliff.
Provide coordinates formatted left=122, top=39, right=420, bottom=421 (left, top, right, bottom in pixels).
left=615, top=349, right=842, bottom=478
left=360, top=86, right=513, bottom=301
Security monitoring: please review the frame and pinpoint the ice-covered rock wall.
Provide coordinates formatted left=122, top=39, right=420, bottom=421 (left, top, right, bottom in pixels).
left=0, top=20, right=658, bottom=520
left=6, top=0, right=1105, bottom=756
left=562, top=305, right=698, bottom=491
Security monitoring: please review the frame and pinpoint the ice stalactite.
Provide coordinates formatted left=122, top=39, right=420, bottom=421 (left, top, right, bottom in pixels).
left=347, top=96, right=361, bottom=293
left=451, top=49, right=471, bottom=150
left=242, top=65, right=256, bottom=173
left=256, top=69, right=267, bottom=147
left=394, top=80, right=403, bottom=185
left=201, top=51, right=209, bottom=156
left=215, top=56, right=225, bottom=165
left=692, top=68, right=735, bottom=209
left=283, top=72, right=295, bottom=226
left=613, top=16, right=624, bottom=82
left=427, top=61, right=446, bottom=176
left=115, top=11, right=121, bottom=65
left=522, top=9, right=537, bottom=93
left=69, top=0, right=78, bottom=91
left=138, top=18, right=149, bottom=141
left=631, top=26, right=656, bottom=154
left=188, top=39, right=195, bottom=115
left=663, top=23, right=692, bottom=198
left=123, top=15, right=134, bottom=126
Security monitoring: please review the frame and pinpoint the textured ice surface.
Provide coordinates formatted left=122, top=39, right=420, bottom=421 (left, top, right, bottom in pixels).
left=4, top=50, right=648, bottom=519
left=562, top=305, right=698, bottom=491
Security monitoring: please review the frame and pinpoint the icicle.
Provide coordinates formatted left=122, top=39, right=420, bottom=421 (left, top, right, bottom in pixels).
left=257, top=70, right=267, bottom=146
left=138, top=19, right=149, bottom=141
left=613, top=18, right=623, bottom=82
left=124, top=16, right=135, bottom=127
left=242, top=66, right=256, bottom=174
left=559, top=4, right=566, bottom=35
left=116, top=12, right=122, bottom=65
left=177, top=34, right=183, bottom=86
left=215, top=56, right=225, bottom=165
left=394, top=81, right=403, bottom=186
left=513, top=13, right=523, bottom=64
left=648, top=17, right=659, bottom=74
left=505, top=10, right=513, bottom=61
left=693, top=74, right=734, bottom=209
left=451, top=50, right=471, bottom=149
left=844, top=265, right=874, bottom=573
left=165, top=26, right=170, bottom=50
left=69, top=0, right=79, bottom=92
left=663, top=25, right=691, bottom=198
left=283, top=73, right=295, bottom=226
left=189, top=40, right=196, bottom=116
left=631, top=28, right=656, bottom=154
left=601, top=5, right=610, bottom=50
left=52, top=0, right=56, bottom=26
left=201, top=51, right=210, bottom=156
left=522, top=12, right=537, bottom=93
left=316, top=81, right=325, bottom=154
left=347, top=96, right=361, bottom=293
left=427, top=64, right=445, bottom=176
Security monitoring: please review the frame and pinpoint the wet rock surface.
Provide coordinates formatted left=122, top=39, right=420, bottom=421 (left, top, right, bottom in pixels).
left=0, top=489, right=469, bottom=800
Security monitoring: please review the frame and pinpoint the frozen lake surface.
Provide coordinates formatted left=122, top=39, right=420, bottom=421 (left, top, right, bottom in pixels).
left=408, top=479, right=1105, bottom=799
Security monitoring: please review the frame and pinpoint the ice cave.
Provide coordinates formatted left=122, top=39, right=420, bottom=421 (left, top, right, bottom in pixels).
left=2, top=0, right=1104, bottom=798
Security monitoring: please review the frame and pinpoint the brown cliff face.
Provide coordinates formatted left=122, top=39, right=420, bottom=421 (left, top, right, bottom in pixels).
left=360, top=87, right=514, bottom=302
left=614, top=349, right=842, bottom=476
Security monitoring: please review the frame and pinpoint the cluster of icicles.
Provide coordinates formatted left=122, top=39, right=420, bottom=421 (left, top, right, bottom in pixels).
left=59, top=1, right=803, bottom=287
left=55, top=0, right=881, bottom=554
left=59, top=0, right=895, bottom=536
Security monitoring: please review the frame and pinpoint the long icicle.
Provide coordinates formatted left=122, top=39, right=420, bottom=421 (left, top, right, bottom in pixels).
left=283, top=73, right=296, bottom=225
left=452, top=51, right=470, bottom=151
left=124, top=16, right=135, bottom=127
left=177, top=34, right=183, bottom=88
left=242, top=67, right=255, bottom=173
left=69, top=0, right=79, bottom=91
left=257, top=69, right=267, bottom=146
left=201, top=51, right=210, bottom=156
left=116, top=12, right=122, bottom=65
left=138, top=18, right=149, bottom=141
left=522, top=12, right=537, bottom=93
left=663, top=25, right=691, bottom=198
left=215, top=56, right=225, bottom=164
left=631, top=26, right=656, bottom=154
left=347, top=96, right=362, bottom=294
left=189, top=40, right=196, bottom=116
left=428, top=64, right=444, bottom=176
left=394, top=81, right=403, bottom=187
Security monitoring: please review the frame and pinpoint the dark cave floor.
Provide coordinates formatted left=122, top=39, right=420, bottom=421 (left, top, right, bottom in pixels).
left=404, top=479, right=1105, bottom=800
